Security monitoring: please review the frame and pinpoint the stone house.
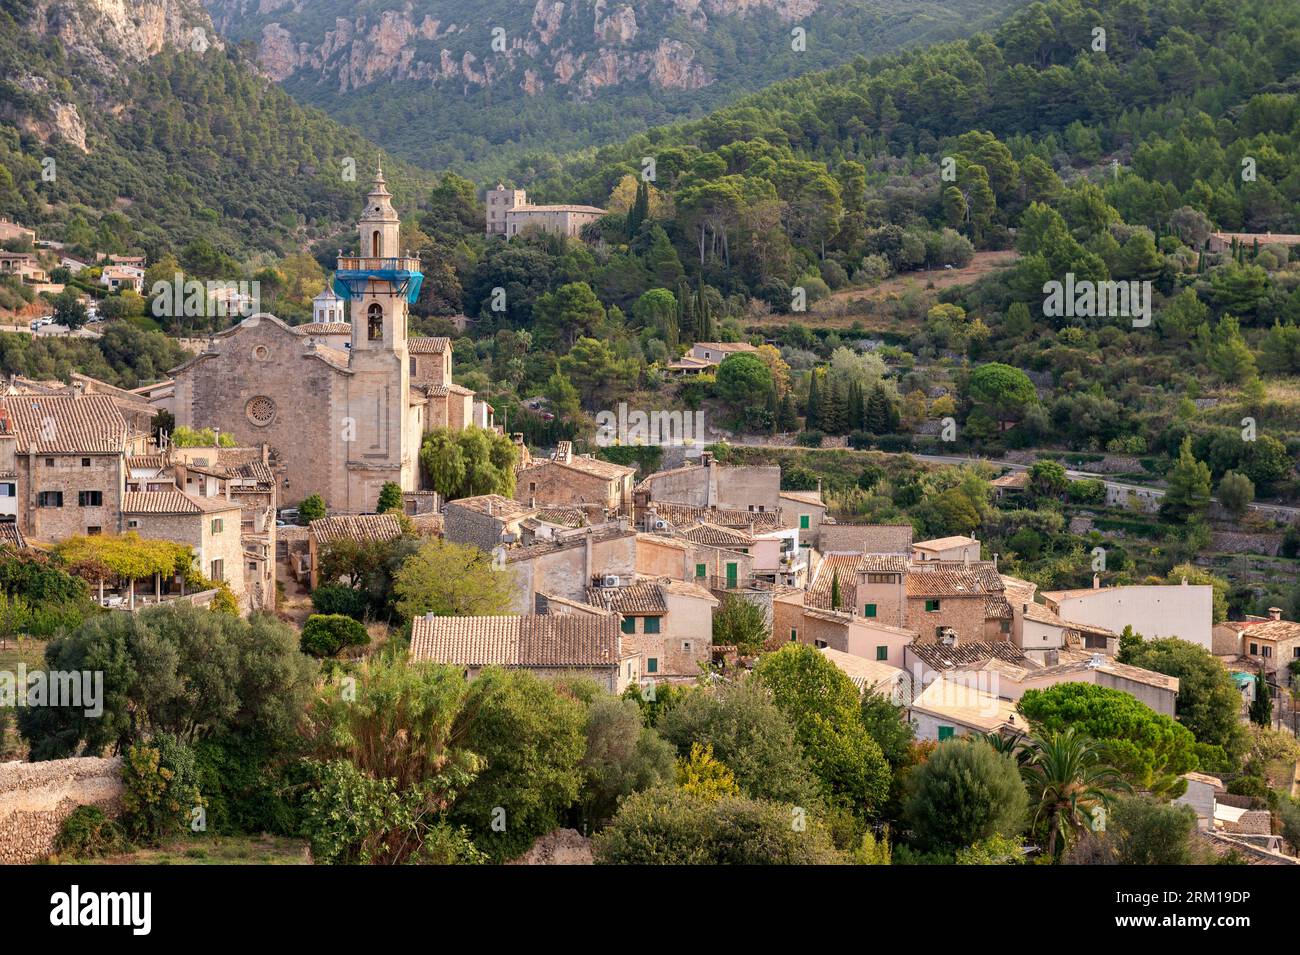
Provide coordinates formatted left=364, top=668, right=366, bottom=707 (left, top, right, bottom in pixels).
left=515, top=441, right=636, bottom=511
left=409, top=613, right=638, bottom=694
left=777, top=489, right=826, bottom=548
left=586, top=576, right=718, bottom=680
left=819, top=646, right=906, bottom=698
left=442, top=494, right=535, bottom=553
left=774, top=588, right=916, bottom=667
left=502, top=525, right=638, bottom=614
left=636, top=453, right=781, bottom=514
left=0, top=394, right=149, bottom=541
left=817, top=522, right=913, bottom=555
left=1228, top=610, right=1300, bottom=685
left=121, top=490, right=247, bottom=608
left=908, top=677, right=1022, bottom=742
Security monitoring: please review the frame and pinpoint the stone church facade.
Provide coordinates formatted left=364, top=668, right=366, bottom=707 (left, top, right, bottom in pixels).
left=170, top=168, right=477, bottom=513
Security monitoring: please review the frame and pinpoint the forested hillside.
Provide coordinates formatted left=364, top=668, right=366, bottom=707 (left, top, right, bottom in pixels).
left=0, top=0, right=431, bottom=261
left=202, top=0, right=1020, bottom=178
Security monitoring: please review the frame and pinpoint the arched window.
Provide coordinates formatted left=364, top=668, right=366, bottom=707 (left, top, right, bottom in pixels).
left=371, top=230, right=381, bottom=258
left=367, top=303, right=383, bottom=341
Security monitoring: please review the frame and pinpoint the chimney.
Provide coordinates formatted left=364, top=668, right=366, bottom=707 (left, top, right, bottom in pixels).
left=1269, top=607, right=1283, bottom=621
left=486, top=499, right=493, bottom=517
left=1092, top=574, right=1100, bottom=589
left=556, top=440, right=573, bottom=464
left=701, top=450, right=713, bottom=467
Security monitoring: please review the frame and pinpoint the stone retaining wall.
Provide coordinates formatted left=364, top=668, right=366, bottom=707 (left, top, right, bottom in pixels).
left=0, top=757, right=123, bottom=864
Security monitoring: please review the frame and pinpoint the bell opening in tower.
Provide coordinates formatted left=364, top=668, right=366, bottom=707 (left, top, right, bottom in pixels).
left=371, top=230, right=381, bottom=257
left=367, top=303, right=383, bottom=341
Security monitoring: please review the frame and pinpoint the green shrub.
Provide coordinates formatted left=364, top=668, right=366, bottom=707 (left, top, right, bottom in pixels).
left=300, top=613, right=370, bottom=658
left=53, top=805, right=129, bottom=859
left=120, top=734, right=204, bottom=846
left=310, top=584, right=370, bottom=621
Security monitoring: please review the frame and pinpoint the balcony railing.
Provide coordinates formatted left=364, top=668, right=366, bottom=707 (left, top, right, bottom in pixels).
left=336, top=255, right=421, bottom=272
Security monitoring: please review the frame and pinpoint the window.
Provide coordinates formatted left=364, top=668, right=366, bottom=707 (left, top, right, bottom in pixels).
left=248, top=562, right=257, bottom=572
left=876, top=646, right=888, bottom=661
left=77, top=491, right=102, bottom=507
left=81, top=458, right=90, bottom=468
left=621, top=617, right=635, bottom=635
left=37, top=491, right=63, bottom=508
left=925, top=599, right=941, bottom=612
left=371, top=230, right=381, bottom=257
left=695, top=563, right=707, bottom=579
left=646, top=658, right=658, bottom=674
left=937, top=726, right=955, bottom=741
left=1263, top=646, right=1273, bottom=658
left=867, top=573, right=895, bottom=584
left=790, top=628, right=798, bottom=642
left=44, top=458, right=54, bottom=467
left=367, top=303, right=383, bottom=341
left=864, top=603, right=877, bottom=618
left=210, top=559, right=224, bottom=582
left=409, top=356, right=417, bottom=374
left=814, top=639, right=828, bottom=649
left=0, top=483, right=13, bottom=497
left=127, top=519, right=139, bottom=529
left=1293, top=648, right=1300, bottom=659
left=86, top=526, right=101, bottom=536
left=211, top=518, right=223, bottom=534
left=682, top=641, right=692, bottom=653
left=529, top=482, right=537, bottom=493
left=644, top=616, right=661, bottom=635
left=1250, top=642, right=1258, bottom=654
left=799, top=514, right=810, bottom=529
left=1000, top=620, right=1011, bottom=634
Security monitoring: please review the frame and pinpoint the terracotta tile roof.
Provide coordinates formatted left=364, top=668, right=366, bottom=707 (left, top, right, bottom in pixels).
left=122, top=491, right=241, bottom=514
left=778, top=490, right=824, bottom=507
left=992, top=471, right=1029, bottom=488
left=410, top=614, right=624, bottom=669
left=646, top=502, right=788, bottom=530
left=309, top=513, right=405, bottom=545
left=408, top=336, right=450, bottom=353
left=985, top=595, right=1014, bottom=619
left=859, top=554, right=908, bottom=573
left=521, top=454, right=635, bottom=481
left=906, top=567, right=1001, bottom=598
left=808, top=553, right=863, bottom=610
left=679, top=521, right=754, bottom=548
left=446, top=494, right=532, bottom=518
left=296, top=322, right=351, bottom=335
left=1240, top=619, right=1300, bottom=642
left=503, top=526, right=634, bottom=564
left=910, top=677, right=1020, bottom=733
left=1, top=394, right=127, bottom=454
left=127, top=454, right=166, bottom=470
left=421, top=382, right=476, bottom=397
left=409, top=512, right=444, bottom=536
left=534, top=507, right=588, bottom=528
left=908, top=641, right=1030, bottom=673
left=0, top=523, right=27, bottom=549
left=820, top=647, right=904, bottom=695
left=585, top=580, right=667, bottom=616
left=914, top=535, right=979, bottom=552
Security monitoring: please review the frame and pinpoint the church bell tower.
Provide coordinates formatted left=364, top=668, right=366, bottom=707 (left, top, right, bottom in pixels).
left=331, top=163, right=425, bottom=509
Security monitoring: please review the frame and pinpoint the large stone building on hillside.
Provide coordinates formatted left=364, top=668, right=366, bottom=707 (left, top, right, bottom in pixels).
left=168, top=168, right=486, bottom=512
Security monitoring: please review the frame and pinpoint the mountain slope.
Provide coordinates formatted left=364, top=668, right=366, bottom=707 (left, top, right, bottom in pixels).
left=201, top=0, right=1023, bottom=177
left=0, top=0, right=432, bottom=260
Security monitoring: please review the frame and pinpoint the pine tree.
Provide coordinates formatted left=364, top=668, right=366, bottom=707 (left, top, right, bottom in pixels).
left=1161, top=436, right=1212, bottom=522
left=822, top=377, right=847, bottom=434
left=778, top=392, right=798, bottom=431
left=764, top=385, right=779, bottom=433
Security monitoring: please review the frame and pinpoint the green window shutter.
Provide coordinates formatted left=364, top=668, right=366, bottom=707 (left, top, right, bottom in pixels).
left=938, top=726, right=954, bottom=741
left=644, top=616, right=661, bottom=634
left=925, top=599, right=940, bottom=612
left=647, top=658, right=658, bottom=673
left=621, top=617, right=635, bottom=635
left=790, top=628, right=798, bottom=642
left=864, top=603, right=877, bottom=618
left=695, top=563, right=707, bottom=578
left=799, top=514, right=810, bottom=529
left=876, top=645, right=887, bottom=661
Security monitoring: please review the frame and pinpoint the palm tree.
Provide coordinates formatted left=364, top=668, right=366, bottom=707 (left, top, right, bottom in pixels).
left=1020, top=727, right=1131, bottom=861
left=983, top=730, right=1030, bottom=766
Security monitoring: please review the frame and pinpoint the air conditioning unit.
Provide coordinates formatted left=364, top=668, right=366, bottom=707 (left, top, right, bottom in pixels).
left=653, top=519, right=670, bottom=531
left=939, top=628, right=957, bottom=646
left=601, top=575, right=620, bottom=588
left=1086, top=653, right=1105, bottom=669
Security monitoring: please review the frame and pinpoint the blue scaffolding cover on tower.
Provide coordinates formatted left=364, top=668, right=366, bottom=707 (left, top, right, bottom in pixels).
left=332, top=259, right=424, bottom=305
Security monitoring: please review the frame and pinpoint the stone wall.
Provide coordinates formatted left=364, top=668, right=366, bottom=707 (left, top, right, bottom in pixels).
left=0, top=757, right=123, bottom=864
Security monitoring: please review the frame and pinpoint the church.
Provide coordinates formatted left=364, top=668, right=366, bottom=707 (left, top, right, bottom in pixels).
left=170, top=167, right=486, bottom=512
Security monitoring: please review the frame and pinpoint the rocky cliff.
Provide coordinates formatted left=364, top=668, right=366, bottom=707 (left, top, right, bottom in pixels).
left=207, top=0, right=821, bottom=97
left=3, top=0, right=217, bottom=151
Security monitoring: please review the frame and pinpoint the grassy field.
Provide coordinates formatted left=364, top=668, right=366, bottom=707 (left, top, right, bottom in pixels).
left=68, top=834, right=310, bottom=866
left=0, top=637, right=47, bottom=759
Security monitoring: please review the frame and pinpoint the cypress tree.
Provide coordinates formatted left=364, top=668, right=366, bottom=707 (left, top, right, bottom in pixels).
left=805, top=370, right=821, bottom=431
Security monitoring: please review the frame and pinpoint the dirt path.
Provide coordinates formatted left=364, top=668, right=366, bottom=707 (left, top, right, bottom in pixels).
left=746, top=250, right=1020, bottom=330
